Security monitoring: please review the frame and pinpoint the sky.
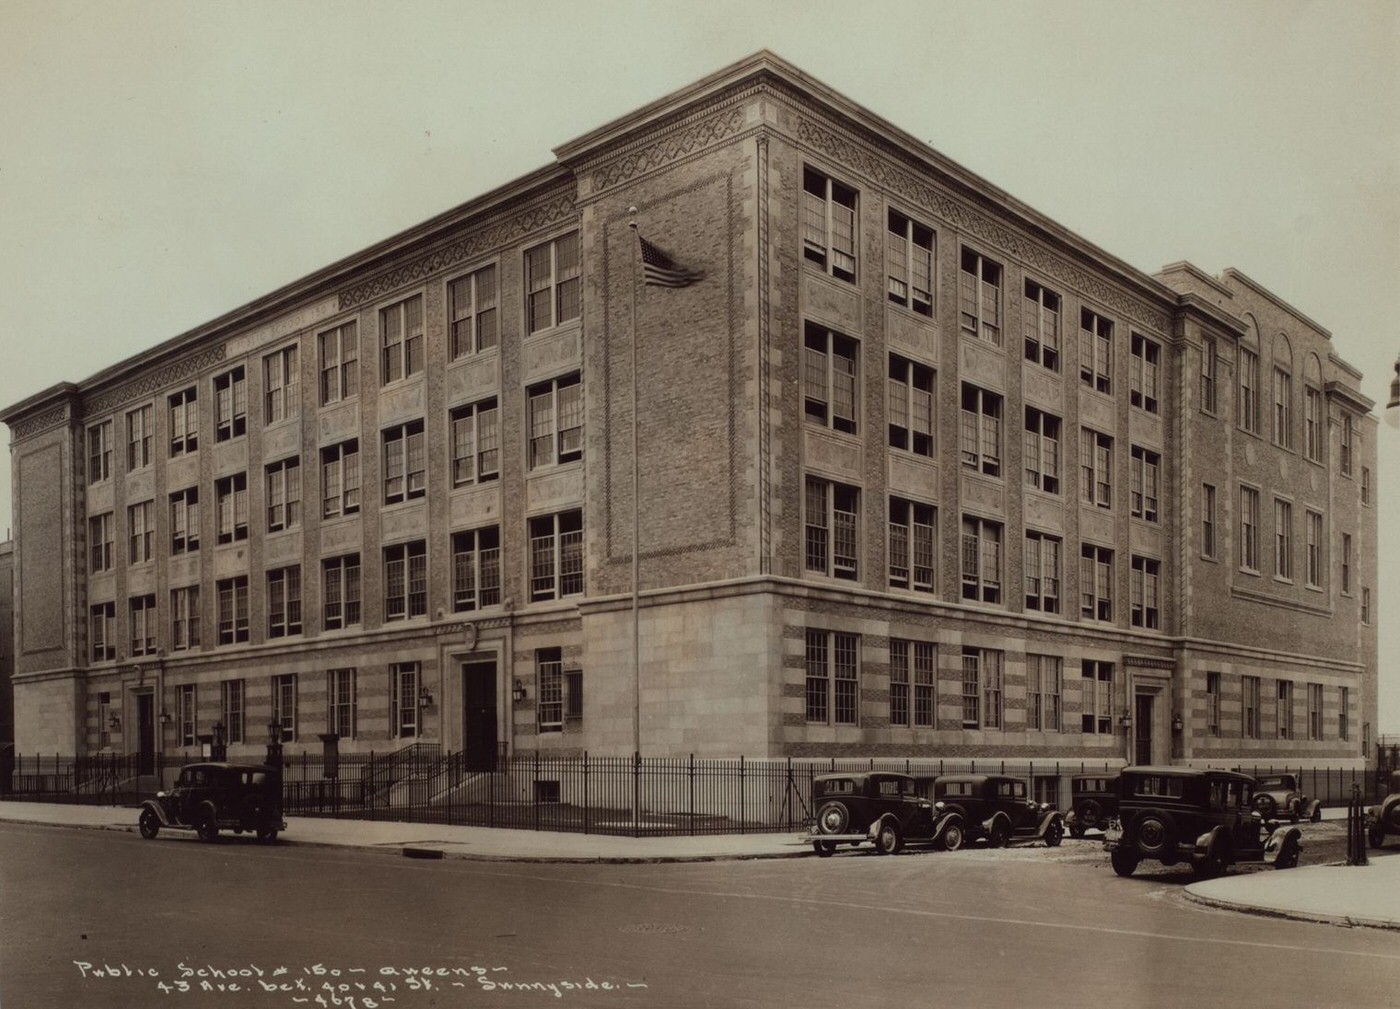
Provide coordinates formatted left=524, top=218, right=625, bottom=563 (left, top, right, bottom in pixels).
left=2, top=1, right=1397, bottom=730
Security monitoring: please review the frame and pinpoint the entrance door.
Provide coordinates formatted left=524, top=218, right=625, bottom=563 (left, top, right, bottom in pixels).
left=462, top=661, right=498, bottom=772
left=136, top=694, right=156, bottom=773
left=1134, top=693, right=1154, bottom=765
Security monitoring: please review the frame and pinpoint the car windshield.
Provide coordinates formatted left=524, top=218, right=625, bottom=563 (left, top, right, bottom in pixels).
left=1207, top=779, right=1253, bottom=810
left=177, top=768, right=208, bottom=787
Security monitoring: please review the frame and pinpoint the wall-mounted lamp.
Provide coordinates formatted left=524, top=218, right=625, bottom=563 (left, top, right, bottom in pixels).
left=268, top=720, right=283, bottom=745
left=108, top=712, right=121, bottom=731
left=1171, top=713, right=1184, bottom=733
left=1118, top=710, right=1132, bottom=730
left=512, top=678, right=527, bottom=704
left=159, top=708, right=172, bottom=726
left=419, top=685, right=435, bottom=708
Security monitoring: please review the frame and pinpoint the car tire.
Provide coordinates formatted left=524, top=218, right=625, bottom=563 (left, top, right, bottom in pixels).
left=1272, top=834, right=1300, bottom=870
left=1044, top=818, right=1064, bottom=848
left=1110, top=848, right=1139, bottom=877
left=874, top=821, right=903, bottom=856
left=256, top=827, right=279, bottom=844
left=1254, top=794, right=1277, bottom=819
left=939, top=822, right=964, bottom=852
left=138, top=808, right=160, bottom=840
left=815, top=801, right=850, bottom=836
left=1133, top=812, right=1175, bottom=858
left=1309, top=805, right=1322, bottom=824
left=195, top=810, right=218, bottom=844
left=813, top=840, right=836, bottom=858
left=1384, top=798, right=1400, bottom=831
left=1068, top=822, right=1086, bottom=839
left=1368, top=824, right=1386, bottom=850
left=986, top=820, right=1009, bottom=849
left=1078, top=799, right=1103, bottom=832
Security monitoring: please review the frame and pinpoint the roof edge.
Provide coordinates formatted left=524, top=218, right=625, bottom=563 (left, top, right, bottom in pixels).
left=1222, top=268, right=1332, bottom=339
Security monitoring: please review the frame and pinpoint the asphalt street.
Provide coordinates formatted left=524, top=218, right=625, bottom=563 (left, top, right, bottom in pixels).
left=2, top=820, right=1397, bottom=1009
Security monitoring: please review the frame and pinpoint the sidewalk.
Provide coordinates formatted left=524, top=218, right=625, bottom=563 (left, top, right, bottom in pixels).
left=3, top=800, right=1397, bottom=930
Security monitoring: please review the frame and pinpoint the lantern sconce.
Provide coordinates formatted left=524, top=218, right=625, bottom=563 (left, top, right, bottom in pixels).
left=419, top=684, right=435, bottom=708
left=512, top=678, right=527, bottom=704
left=1172, top=712, right=1184, bottom=733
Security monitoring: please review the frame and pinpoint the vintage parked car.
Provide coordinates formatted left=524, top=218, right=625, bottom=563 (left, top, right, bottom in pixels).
left=1065, top=774, right=1119, bottom=838
left=806, top=771, right=965, bottom=856
left=1366, top=770, right=1400, bottom=849
left=1103, top=766, right=1302, bottom=877
left=929, top=774, right=1064, bottom=848
left=138, top=762, right=286, bottom=844
left=1249, top=773, right=1322, bottom=823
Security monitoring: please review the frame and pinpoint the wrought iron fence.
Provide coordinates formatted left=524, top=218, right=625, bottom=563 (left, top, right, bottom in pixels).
left=0, top=749, right=1389, bottom=836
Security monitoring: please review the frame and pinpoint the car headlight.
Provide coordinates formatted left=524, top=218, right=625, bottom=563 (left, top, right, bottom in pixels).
left=934, top=801, right=945, bottom=811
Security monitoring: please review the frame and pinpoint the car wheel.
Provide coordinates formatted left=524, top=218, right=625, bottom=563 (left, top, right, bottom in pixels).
left=1078, top=800, right=1103, bottom=831
left=986, top=820, right=1009, bottom=849
left=1133, top=813, right=1175, bottom=858
left=1310, top=805, right=1322, bottom=824
left=1272, top=835, right=1300, bottom=870
left=1385, top=799, right=1400, bottom=831
left=138, top=809, right=160, bottom=840
left=1044, top=818, right=1064, bottom=848
left=1254, top=794, right=1277, bottom=819
left=256, top=827, right=279, bottom=844
left=1068, top=822, right=1086, bottom=839
left=874, top=821, right=903, bottom=856
left=1110, top=848, right=1139, bottom=877
left=195, top=810, right=218, bottom=843
left=939, top=822, right=964, bottom=852
left=1368, top=825, right=1386, bottom=850
left=813, top=840, right=836, bottom=858
left=815, top=801, right=850, bottom=836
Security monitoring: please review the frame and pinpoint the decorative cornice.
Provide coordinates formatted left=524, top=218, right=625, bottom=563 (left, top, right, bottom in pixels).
left=587, top=104, right=749, bottom=194
left=793, top=114, right=1171, bottom=333
left=83, top=344, right=228, bottom=419
left=1324, top=379, right=1374, bottom=414
left=9, top=402, right=72, bottom=441
left=339, top=193, right=578, bottom=310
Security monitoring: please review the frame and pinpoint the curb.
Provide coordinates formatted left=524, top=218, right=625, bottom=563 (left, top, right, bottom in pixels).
left=1182, top=887, right=1400, bottom=932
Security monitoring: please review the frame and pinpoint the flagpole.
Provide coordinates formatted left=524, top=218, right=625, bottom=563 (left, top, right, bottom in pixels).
left=627, top=208, right=641, bottom=824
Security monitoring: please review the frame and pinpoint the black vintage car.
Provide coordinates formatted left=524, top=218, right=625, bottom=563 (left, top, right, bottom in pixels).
left=138, top=762, right=286, bottom=844
left=1104, top=766, right=1301, bottom=877
left=806, top=771, right=964, bottom=856
left=1065, top=773, right=1119, bottom=838
left=929, top=774, right=1064, bottom=847
left=1249, top=773, right=1322, bottom=823
left=1367, top=770, right=1400, bottom=849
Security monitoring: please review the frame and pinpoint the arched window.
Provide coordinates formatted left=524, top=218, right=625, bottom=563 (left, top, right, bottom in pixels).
left=1303, top=353, right=1324, bottom=462
left=1271, top=334, right=1293, bottom=449
left=1237, top=320, right=1260, bottom=434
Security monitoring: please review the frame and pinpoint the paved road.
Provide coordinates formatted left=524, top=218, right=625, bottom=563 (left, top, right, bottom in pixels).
left=2, top=821, right=1396, bottom=1009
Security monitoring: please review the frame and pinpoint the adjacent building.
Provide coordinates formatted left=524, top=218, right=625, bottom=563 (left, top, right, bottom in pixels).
left=0, top=53, right=1377, bottom=775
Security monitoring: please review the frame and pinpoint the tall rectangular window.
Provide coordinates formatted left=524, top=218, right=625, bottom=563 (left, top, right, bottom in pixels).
left=221, top=678, right=246, bottom=743
left=1239, top=486, right=1260, bottom=572
left=380, top=294, right=424, bottom=384
left=170, top=585, right=200, bottom=652
left=450, top=398, right=500, bottom=486
left=961, top=648, right=1003, bottom=729
left=1276, top=680, right=1294, bottom=740
left=804, top=629, right=860, bottom=725
left=452, top=527, right=501, bottom=611
left=383, top=420, right=427, bottom=503
left=536, top=649, right=563, bottom=732
left=959, top=384, right=1002, bottom=476
left=127, top=500, right=154, bottom=563
left=1242, top=675, right=1261, bottom=739
left=524, top=231, right=581, bottom=333
left=214, top=367, right=247, bottom=441
left=264, top=344, right=300, bottom=424
left=960, top=516, right=1002, bottom=604
left=318, top=321, right=358, bottom=405
left=1362, top=587, right=1371, bottom=624
left=216, top=576, right=250, bottom=645
left=1362, top=467, right=1371, bottom=505
left=527, top=374, right=583, bottom=469
left=322, top=554, right=362, bottom=630
left=126, top=404, right=153, bottom=472
left=1024, top=531, right=1062, bottom=614
left=129, top=594, right=157, bottom=656
left=1274, top=498, right=1293, bottom=580
left=169, top=487, right=199, bottom=555
left=327, top=669, right=357, bottom=739
left=802, top=167, right=857, bottom=282
left=267, top=566, right=303, bottom=638
left=215, top=473, right=249, bottom=544
left=959, top=248, right=1002, bottom=345
left=177, top=684, right=197, bottom=746
left=1339, top=686, right=1349, bottom=741
left=1340, top=413, right=1354, bottom=476
left=1027, top=654, right=1062, bottom=732
left=1238, top=346, right=1259, bottom=434
left=1130, top=446, right=1160, bottom=522
left=1081, top=661, right=1113, bottom=734
left=1130, top=333, right=1160, bottom=413
left=390, top=662, right=420, bottom=739
left=1341, top=532, right=1353, bottom=594
left=1080, top=428, right=1113, bottom=509
left=1202, top=484, right=1218, bottom=559
left=1206, top=671, right=1221, bottom=736
left=1079, top=309, right=1112, bottom=394
left=1201, top=337, right=1218, bottom=414
left=890, top=640, right=936, bottom=729
left=448, top=263, right=499, bottom=357
left=321, top=439, right=360, bottom=519
left=1130, top=556, right=1160, bottom=630
left=384, top=541, right=428, bottom=620
left=886, top=209, right=933, bottom=315
left=1304, top=385, right=1323, bottom=462
left=88, top=420, right=113, bottom=483
left=887, top=355, right=934, bottom=456
left=887, top=498, right=935, bottom=593
left=89, top=512, right=114, bottom=572
left=1305, top=510, right=1323, bottom=588
left=889, top=639, right=909, bottom=728
left=168, top=387, right=198, bottom=457
left=804, top=323, right=859, bottom=434
left=1309, top=683, right=1324, bottom=741
left=528, top=511, right=584, bottom=602
left=271, top=673, right=297, bottom=742
left=1024, top=408, right=1061, bottom=494
left=1023, top=279, right=1060, bottom=371
left=1272, top=366, right=1292, bottom=448
left=805, top=477, right=859, bottom=581
left=90, top=602, right=116, bottom=662
left=265, top=457, right=301, bottom=533
left=1080, top=544, right=1114, bottom=622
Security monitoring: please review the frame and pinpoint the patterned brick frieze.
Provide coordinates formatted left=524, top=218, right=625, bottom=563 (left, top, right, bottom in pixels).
left=8, top=402, right=71, bottom=441
left=587, top=105, right=750, bottom=194
left=82, top=345, right=228, bottom=419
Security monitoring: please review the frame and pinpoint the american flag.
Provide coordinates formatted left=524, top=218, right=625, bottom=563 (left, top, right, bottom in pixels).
left=639, top=236, right=702, bottom=288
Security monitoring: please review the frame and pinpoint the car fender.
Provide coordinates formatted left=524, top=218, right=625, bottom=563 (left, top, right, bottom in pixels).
left=867, top=813, right=901, bottom=839
left=1036, top=811, right=1064, bottom=838
left=1300, top=799, right=1322, bottom=821
left=982, top=811, right=1012, bottom=836
left=1195, top=824, right=1233, bottom=863
left=1262, top=824, right=1303, bottom=865
left=139, top=798, right=175, bottom=828
left=933, top=810, right=964, bottom=839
